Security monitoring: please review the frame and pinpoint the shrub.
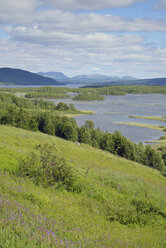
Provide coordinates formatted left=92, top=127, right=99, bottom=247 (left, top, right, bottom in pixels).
left=103, top=195, right=161, bottom=226
left=17, top=144, right=77, bottom=191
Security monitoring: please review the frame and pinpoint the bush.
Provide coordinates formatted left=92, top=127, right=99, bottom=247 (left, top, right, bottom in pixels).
left=56, top=102, right=70, bottom=111
left=104, top=195, right=161, bottom=226
left=17, top=144, right=77, bottom=191
left=143, top=145, right=165, bottom=171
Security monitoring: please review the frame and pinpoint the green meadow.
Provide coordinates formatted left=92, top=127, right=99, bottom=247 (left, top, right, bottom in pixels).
left=0, top=125, right=166, bottom=248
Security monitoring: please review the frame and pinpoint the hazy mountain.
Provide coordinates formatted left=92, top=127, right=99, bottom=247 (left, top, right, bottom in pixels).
left=38, top=71, right=137, bottom=84
left=72, top=74, right=121, bottom=80
left=122, top=76, right=137, bottom=80
left=38, top=71, right=69, bottom=81
left=2, top=68, right=165, bottom=86
left=0, top=68, right=62, bottom=85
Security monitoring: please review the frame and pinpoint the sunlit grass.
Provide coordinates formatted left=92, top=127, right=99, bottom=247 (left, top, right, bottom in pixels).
left=0, top=125, right=166, bottom=247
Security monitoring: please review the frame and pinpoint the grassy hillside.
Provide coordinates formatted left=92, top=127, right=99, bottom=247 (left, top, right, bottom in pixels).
left=0, top=125, right=166, bottom=247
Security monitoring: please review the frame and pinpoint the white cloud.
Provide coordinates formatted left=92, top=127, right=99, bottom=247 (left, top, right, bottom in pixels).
left=4, top=24, right=144, bottom=49
left=0, top=31, right=166, bottom=78
left=0, top=0, right=147, bottom=24
left=0, top=0, right=38, bottom=24
left=0, top=0, right=166, bottom=78
left=0, top=1, right=165, bottom=32
left=43, top=0, right=146, bottom=11
left=3, top=10, right=166, bottom=35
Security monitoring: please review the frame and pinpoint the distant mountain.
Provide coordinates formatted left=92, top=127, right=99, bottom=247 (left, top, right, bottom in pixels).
left=38, top=71, right=137, bottom=84
left=122, top=76, right=137, bottom=80
left=72, top=74, right=122, bottom=81
left=6, top=68, right=165, bottom=86
left=0, top=68, right=63, bottom=85
left=38, top=71, right=69, bottom=81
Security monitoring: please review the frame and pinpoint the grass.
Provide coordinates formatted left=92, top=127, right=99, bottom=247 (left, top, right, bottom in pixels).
left=57, top=110, right=94, bottom=117
left=115, top=121, right=166, bottom=132
left=129, top=115, right=166, bottom=122
left=0, top=125, right=166, bottom=247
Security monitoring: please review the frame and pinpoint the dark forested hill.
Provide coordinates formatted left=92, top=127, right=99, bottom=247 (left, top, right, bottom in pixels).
left=0, top=68, right=63, bottom=85
left=83, top=77, right=166, bottom=87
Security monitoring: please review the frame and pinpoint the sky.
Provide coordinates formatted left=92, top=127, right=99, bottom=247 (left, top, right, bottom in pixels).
left=0, top=0, right=166, bottom=78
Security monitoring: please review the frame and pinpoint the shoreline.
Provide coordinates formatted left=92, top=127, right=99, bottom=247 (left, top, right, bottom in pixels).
left=115, top=121, right=166, bottom=144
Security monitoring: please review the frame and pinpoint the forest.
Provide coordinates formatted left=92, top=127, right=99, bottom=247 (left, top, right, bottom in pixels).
left=1, top=85, right=166, bottom=97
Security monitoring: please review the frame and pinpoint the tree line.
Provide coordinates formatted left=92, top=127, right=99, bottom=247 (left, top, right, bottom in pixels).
left=72, top=93, right=105, bottom=101
left=0, top=93, right=77, bottom=113
left=1, top=85, right=166, bottom=101
left=0, top=103, right=165, bottom=174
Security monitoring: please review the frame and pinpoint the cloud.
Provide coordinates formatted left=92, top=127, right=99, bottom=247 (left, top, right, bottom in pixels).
left=0, top=0, right=149, bottom=26
left=0, top=0, right=166, bottom=78
left=0, top=30, right=166, bottom=78
left=43, top=0, right=146, bottom=11
left=0, top=0, right=38, bottom=24
left=4, top=23, right=144, bottom=49
left=0, top=1, right=165, bottom=32
left=0, top=0, right=147, bottom=25
left=37, top=11, right=166, bottom=32
left=3, top=10, right=166, bottom=34
left=155, top=0, right=166, bottom=10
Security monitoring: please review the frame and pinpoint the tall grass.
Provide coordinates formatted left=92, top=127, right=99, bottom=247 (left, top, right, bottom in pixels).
left=0, top=125, right=166, bottom=247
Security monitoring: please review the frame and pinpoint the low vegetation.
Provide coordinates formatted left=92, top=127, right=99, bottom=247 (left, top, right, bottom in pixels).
left=82, top=85, right=166, bottom=95
left=25, top=92, right=70, bottom=99
left=0, top=86, right=166, bottom=247
left=129, top=115, right=166, bottom=122
left=17, top=144, right=78, bottom=191
left=0, top=92, right=165, bottom=173
left=1, top=85, right=166, bottom=96
left=116, top=121, right=165, bottom=132
left=0, top=92, right=91, bottom=117
left=72, top=93, right=105, bottom=101
left=0, top=125, right=166, bottom=247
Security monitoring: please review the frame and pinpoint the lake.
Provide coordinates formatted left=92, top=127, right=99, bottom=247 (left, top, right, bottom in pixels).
left=51, top=94, right=166, bottom=144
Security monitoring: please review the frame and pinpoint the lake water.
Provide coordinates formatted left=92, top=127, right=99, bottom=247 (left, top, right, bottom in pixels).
left=0, top=84, right=83, bottom=88
left=51, top=94, right=166, bottom=144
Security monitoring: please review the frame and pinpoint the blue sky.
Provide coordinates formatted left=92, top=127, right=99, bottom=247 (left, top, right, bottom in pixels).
left=0, top=0, right=166, bottom=78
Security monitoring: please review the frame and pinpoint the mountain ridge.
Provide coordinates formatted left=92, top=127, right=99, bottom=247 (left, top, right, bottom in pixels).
left=0, top=68, right=63, bottom=85
left=38, top=71, right=137, bottom=83
left=38, top=71, right=166, bottom=86
left=0, top=67, right=166, bottom=86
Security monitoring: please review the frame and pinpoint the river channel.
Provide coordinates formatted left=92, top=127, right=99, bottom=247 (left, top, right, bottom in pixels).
left=51, top=94, right=166, bottom=144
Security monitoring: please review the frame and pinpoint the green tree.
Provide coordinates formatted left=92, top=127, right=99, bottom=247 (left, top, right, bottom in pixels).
left=62, top=123, right=78, bottom=141
left=144, top=145, right=164, bottom=171
left=84, top=120, right=95, bottom=130
left=56, top=102, right=69, bottom=111
left=78, top=126, right=92, bottom=145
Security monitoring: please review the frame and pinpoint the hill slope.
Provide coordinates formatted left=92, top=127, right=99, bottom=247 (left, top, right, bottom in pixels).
left=0, top=68, right=62, bottom=85
left=0, top=125, right=166, bottom=247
